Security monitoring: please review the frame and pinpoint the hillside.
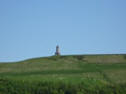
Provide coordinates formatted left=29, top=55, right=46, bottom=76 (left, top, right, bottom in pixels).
left=0, top=54, right=126, bottom=94
left=0, top=54, right=126, bottom=82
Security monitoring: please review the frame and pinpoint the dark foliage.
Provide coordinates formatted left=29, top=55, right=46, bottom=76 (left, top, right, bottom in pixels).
left=0, top=79, right=126, bottom=94
left=72, top=55, right=84, bottom=61
left=123, top=55, right=126, bottom=59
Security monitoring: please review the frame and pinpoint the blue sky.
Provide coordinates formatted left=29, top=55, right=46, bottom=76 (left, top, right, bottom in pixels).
left=0, top=0, right=126, bottom=62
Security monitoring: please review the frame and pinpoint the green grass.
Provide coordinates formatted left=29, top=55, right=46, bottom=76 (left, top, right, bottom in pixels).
left=0, top=54, right=126, bottom=94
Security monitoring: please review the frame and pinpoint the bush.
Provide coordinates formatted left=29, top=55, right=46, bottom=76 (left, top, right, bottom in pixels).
left=123, top=55, right=126, bottom=59
left=73, top=55, right=84, bottom=61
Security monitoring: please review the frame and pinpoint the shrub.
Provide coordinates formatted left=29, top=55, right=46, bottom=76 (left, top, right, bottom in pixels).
left=73, top=55, right=84, bottom=61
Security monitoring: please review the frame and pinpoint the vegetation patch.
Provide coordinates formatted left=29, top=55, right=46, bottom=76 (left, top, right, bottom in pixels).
left=0, top=54, right=126, bottom=94
left=0, top=78, right=126, bottom=94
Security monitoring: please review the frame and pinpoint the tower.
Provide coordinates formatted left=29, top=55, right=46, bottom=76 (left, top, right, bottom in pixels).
left=55, top=45, right=60, bottom=56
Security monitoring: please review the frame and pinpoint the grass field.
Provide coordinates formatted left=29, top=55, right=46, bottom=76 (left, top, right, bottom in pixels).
left=0, top=54, right=126, bottom=94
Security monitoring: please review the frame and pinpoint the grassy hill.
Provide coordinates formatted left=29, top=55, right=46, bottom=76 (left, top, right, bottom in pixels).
left=0, top=54, right=126, bottom=94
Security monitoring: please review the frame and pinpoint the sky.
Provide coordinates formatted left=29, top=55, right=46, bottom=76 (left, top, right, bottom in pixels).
left=0, top=0, right=126, bottom=62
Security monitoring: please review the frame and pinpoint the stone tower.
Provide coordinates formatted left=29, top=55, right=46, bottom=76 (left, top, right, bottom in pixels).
left=55, top=45, right=60, bottom=56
